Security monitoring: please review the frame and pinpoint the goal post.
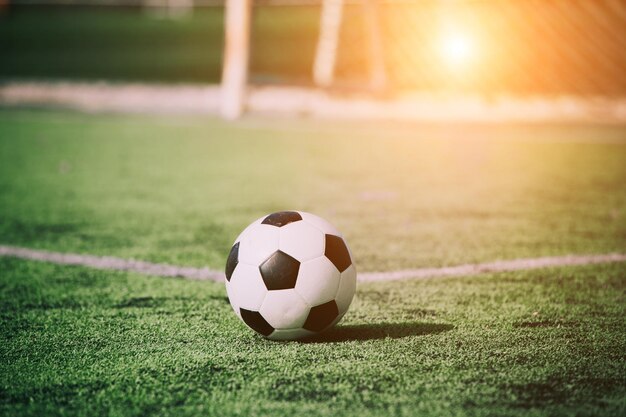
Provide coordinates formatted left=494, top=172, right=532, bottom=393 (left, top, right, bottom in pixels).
left=220, top=0, right=386, bottom=119
left=314, top=0, right=386, bottom=91
left=313, top=0, right=344, bottom=87
left=363, top=0, right=387, bottom=93
left=220, top=0, right=252, bottom=120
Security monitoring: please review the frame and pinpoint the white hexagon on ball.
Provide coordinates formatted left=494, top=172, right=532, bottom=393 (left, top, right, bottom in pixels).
left=260, top=289, right=309, bottom=329
left=279, top=221, right=325, bottom=262
left=237, top=223, right=280, bottom=266
left=300, top=211, right=342, bottom=236
left=336, top=264, right=357, bottom=315
left=224, top=211, right=356, bottom=341
left=268, top=328, right=314, bottom=341
left=225, top=263, right=267, bottom=313
left=295, top=256, right=341, bottom=305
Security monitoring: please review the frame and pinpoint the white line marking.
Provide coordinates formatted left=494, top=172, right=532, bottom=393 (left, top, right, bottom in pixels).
left=1, top=245, right=625, bottom=283
left=0, top=245, right=223, bottom=282
left=358, top=253, right=626, bottom=282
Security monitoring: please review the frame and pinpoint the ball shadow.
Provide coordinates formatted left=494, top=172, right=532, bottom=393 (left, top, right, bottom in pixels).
left=303, top=322, right=454, bottom=343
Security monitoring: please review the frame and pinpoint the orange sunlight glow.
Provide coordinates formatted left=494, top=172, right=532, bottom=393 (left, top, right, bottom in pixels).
left=439, top=31, right=475, bottom=70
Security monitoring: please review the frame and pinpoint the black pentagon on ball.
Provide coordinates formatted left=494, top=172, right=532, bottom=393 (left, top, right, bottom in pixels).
left=324, top=234, right=352, bottom=272
left=240, top=308, right=274, bottom=336
left=259, top=250, right=300, bottom=290
left=303, top=300, right=339, bottom=332
left=225, top=242, right=240, bottom=282
left=261, top=211, right=303, bottom=227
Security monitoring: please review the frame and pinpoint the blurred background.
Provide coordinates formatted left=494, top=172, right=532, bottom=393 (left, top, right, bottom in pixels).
left=1, top=0, right=625, bottom=120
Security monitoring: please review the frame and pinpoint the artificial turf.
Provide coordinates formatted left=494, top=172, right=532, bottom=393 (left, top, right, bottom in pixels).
left=1, top=258, right=625, bottom=417
left=0, top=109, right=625, bottom=416
left=0, top=109, right=625, bottom=271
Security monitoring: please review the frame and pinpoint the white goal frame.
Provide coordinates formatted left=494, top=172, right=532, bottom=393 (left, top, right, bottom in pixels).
left=220, top=0, right=253, bottom=119
left=220, top=0, right=386, bottom=119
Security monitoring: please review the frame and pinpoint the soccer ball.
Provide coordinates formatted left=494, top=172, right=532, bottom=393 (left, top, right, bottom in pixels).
left=224, top=211, right=357, bottom=340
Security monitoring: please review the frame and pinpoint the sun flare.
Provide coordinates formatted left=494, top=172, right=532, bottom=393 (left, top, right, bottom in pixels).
left=440, top=32, right=475, bottom=69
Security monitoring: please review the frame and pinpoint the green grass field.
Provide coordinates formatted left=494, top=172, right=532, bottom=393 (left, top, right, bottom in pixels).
left=1, top=109, right=625, bottom=416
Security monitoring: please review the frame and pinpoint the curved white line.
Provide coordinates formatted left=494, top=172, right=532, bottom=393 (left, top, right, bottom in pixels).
left=0, top=245, right=624, bottom=283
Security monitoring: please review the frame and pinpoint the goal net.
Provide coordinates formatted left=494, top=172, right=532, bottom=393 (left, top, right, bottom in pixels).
left=222, top=0, right=626, bottom=117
